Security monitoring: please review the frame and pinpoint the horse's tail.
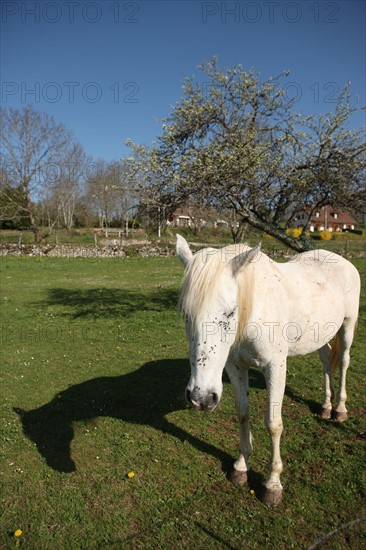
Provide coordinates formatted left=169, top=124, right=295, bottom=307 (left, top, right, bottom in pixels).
left=330, top=333, right=340, bottom=373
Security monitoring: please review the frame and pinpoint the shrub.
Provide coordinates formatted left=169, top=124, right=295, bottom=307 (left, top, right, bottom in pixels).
left=285, top=228, right=310, bottom=239
left=290, top=228, right=302, bottom=239
left=320, top=230, right=332, bottom=241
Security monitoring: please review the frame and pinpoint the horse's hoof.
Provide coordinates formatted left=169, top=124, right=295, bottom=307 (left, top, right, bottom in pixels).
left=227, top=468, right=248, bottom=485
left=334, top=410, right=348, bottom=422
left=261, top=486, right=283, bottom=506
left=321, top=407, right=332, bottom=420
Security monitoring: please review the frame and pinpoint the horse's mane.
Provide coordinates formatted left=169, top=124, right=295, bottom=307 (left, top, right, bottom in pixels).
left=179, top=244, right=254, bottom=342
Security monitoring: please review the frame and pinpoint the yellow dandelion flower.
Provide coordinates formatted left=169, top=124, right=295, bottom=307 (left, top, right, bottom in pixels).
left=14, top=529, right=22, bottom=537
left=250, top=489, right=255, bottom=495
left=127, top=471, right=135, bottom=478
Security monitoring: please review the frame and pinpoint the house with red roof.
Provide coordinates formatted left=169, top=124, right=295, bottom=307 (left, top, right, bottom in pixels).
left=293, top=205, right=357, bottom=232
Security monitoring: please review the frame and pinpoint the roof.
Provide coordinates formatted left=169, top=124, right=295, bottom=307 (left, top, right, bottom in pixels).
left=298, top=206, right=357, bottom=225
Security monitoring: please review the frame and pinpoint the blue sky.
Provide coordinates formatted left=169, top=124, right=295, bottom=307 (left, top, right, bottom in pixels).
left=1, top=0, right=365, bottom=162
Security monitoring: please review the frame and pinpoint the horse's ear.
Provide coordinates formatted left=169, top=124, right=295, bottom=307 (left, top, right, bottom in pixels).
left=176, top=234, right=193, bottom=267
left=231, top=244, right=261, bottom=276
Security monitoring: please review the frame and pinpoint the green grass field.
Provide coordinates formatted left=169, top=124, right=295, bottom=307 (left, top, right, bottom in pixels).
left=0, top=255, right=365, bottom=549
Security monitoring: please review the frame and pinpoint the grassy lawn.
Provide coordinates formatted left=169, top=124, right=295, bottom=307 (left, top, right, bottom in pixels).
left=0, top=255, right=365, bottom=549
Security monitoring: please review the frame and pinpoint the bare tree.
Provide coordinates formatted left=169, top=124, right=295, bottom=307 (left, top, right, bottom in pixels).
left=0, top=105, right=79, bottom=242
left=109, top=157, right=140, bottom=233
left=45, top=144, right=90, bottom=230
left=124, top=141, right=180, bottom=236
left=81, top=155, right=140, bottom=231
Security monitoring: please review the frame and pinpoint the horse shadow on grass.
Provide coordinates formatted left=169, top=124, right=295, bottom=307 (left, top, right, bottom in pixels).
left=14, top=360, right=271, bottom=493
left=15, top=358, right=239, bottom=474
left=15, top=360, right=344, bottom=495
left=24, top=286, right=238, bottom=474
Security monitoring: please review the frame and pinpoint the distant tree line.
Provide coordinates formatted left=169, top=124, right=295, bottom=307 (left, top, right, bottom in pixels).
left=0, top=105, right=141, bottom=241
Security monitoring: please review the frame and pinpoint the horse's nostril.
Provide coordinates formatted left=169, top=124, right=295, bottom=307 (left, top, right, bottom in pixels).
left=211, top=392, right=219, bottom=405
left=185, top=388, right=192, bottom=404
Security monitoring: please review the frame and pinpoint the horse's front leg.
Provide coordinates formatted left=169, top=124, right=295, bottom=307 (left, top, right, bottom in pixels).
left=225, top=363, right=252, bottom=485
left=262, top=361, right=286, bottom=506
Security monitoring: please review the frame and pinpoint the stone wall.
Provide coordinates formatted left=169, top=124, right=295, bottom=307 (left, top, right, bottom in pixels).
left=0, top=243, right=176, bottom=259
left=1, top=242, right=364, bottom=259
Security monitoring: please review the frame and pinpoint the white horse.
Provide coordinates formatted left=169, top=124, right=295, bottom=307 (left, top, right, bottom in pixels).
left=176, top=234, right=360, bottom=505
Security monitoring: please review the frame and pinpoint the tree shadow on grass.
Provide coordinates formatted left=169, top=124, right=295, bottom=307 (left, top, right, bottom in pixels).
left=15, top=358, right=237, bottom=474
left=36, top=287, right=180, bottom=319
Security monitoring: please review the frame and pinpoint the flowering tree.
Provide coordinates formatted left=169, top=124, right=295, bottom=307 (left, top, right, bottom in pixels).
left=128, top=59, right=365, bottom=251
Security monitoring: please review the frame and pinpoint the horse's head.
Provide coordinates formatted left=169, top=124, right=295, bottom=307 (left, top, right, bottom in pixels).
left=176, top=235, right=259, bottom=412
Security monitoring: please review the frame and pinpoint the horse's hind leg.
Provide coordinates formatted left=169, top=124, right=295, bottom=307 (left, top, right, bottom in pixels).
left=319, top=344, right=334, bottom=419
left=334, top=321, right=356, bottom=422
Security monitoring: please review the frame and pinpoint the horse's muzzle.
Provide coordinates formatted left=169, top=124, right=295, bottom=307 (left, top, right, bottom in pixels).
left=185, top=388, right=219, bottom=412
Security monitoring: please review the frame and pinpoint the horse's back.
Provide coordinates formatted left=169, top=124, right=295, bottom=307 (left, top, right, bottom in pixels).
left=266, top=249, right=360, bottom=354
left=278, top=249, right=360, bottom=293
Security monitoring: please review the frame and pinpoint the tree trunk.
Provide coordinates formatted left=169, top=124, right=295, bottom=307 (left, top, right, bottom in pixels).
left=24, top=180, right=41, bottom=243
left=230, top=221, right=246, bottom=244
